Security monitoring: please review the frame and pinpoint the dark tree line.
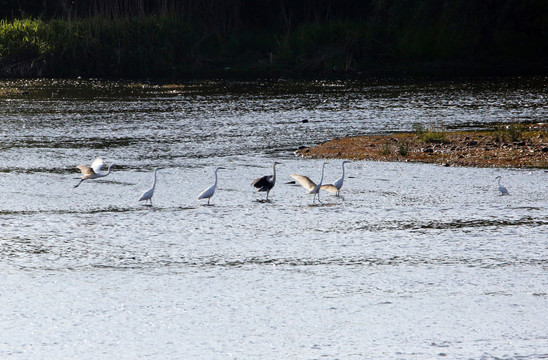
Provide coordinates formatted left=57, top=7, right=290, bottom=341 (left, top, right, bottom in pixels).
left=2, top=0, right=544, bottom=35
left=1, top=0, right=546, bottom=77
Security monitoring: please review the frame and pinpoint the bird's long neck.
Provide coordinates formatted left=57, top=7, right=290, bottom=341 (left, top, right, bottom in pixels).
left=497, top=177, right=502, bottom=186
left=214, top=169, right=219, bottom=187
left=319, top=163, right=326, bottom=186
left=272, top=163, right=277, bottom=183
left=99, top=164, right=113, bottom=177
left=152, top=169, right=158, bottom=189
left=340, top=162, right=346, bottom=180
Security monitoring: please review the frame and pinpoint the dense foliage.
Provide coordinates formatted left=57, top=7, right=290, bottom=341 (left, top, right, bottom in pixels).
left=1, top=0, right=546, bottom=78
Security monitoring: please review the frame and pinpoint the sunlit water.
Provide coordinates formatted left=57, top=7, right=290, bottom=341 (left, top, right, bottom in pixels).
left=1, top=77, right=547, bottom=359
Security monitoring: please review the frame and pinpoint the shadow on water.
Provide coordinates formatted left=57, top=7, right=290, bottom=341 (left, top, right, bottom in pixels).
left=352, top=217, right=548, bottom=232
left=29, top=254, right=544, bottom=272
left=0, top=136, right=140, bottom=150
left=0, top=205, right=196, bottom=216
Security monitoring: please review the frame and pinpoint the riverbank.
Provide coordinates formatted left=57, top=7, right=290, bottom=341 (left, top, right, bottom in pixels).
left=296, top=124, right=548, bottom=169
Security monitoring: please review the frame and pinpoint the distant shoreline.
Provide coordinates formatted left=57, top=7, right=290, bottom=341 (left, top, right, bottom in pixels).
left=295, top=125, right=548, bottom=169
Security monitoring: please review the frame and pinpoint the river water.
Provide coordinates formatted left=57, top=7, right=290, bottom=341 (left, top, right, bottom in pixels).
left=1, top=77, right=547, bottom=359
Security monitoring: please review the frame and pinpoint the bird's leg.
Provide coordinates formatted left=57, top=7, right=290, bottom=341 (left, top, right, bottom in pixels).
left=74, top=179, right=84, bottom=188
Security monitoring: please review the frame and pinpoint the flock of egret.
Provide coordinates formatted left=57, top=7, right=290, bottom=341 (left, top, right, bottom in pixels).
left=75, top=157, right=511, bottom=205
left=75, top=158, right=353, bottom=205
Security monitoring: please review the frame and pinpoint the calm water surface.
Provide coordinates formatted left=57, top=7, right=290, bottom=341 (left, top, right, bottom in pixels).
left=1, top=77, right=547, bottom=359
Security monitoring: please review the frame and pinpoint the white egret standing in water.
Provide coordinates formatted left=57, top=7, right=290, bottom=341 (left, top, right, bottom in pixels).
left=290, top=162, right=329, bottom=204
left=495, top=175, right=510, bottom=195
left=138, top=168, right=161, bottom=205
left=197, top=167, right=225, bottom=205
left=74, top=157, right=114, bottom=188
left=321, top=160, right=350, bottom=197
left=252, top=161, right=282, bottom=201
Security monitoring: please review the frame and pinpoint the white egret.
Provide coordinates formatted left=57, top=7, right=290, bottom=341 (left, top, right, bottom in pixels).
left=321, top=160, right=350, bottom=197
left=290, top=162, right=329, bottom=203
left=495, top=175, right=510, bottom=195
left=197, top=167, right=225, bottom=205
left=252, top=161, right=282, bottom=201
left=138, top=168, right=162, bottom=205
left=74, top=157, right=114, bottom=188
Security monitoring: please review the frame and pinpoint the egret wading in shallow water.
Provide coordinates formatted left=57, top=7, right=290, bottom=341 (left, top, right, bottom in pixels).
left=138, top=168, right=162, bottom=205
left=252, top=161, right=282, bottom=201
left=496, top=175, right=510, bottom=195
left=197, top=167, right=225, bottom=205
left=321, top=160, right=350, bottom=197
left=290, top=162, right=329, bottom=204
left=74, top=158, right=114, bottom=188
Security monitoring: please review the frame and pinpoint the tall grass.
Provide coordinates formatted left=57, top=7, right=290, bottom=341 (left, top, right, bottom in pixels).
left=1, top=17, right=200, bottom=77
left=0, top=19, right=52, bottom=73
left=1, top=0, right=547, bottom=78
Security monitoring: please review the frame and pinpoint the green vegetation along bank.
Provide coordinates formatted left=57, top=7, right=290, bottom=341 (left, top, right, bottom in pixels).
left=1, top=0, right=547, bottom=78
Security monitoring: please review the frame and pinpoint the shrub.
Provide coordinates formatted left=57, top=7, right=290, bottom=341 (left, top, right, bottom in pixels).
left=398, top=142, right=409, bottom=156
left=508, top=123, right=523, bottom=142
left=494, top=122, right=523, bottom=143
left=380, top=142, right=392, bottom=155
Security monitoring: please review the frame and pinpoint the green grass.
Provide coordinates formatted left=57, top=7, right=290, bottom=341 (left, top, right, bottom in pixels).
left=420, top=128, right=449, bottom=144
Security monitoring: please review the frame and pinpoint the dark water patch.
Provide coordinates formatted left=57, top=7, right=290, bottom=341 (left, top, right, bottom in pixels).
left=0, top=205, right=197, bottom=217
left=412, top=217, right=548, bottom=230
left=0, top=167, right=133, bottom=176
left=0, top=136, right=142, bottom=150
left=65, top=255, right=548, bottom=271
left=484, top=354, right=548, bottom=360
left=0, top=206, right=133, bottom=216
left=353, top=217, right=548, bottom=232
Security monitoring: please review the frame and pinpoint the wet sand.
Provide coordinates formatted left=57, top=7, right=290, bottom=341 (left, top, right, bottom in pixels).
left=296, top=124, right=548, bottom=169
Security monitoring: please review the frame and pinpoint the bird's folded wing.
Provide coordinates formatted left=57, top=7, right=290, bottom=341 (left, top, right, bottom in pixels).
left=77, top=164, right=95, bottom=176
left=90, top=158, right=104, bottom=173
left=290, top=174, right=316, bottom=191
left=320, top=184, right=338, bottom=193
left=139, top=189, right=153, bottom=201
left=197, top=186, right=214, bottom=200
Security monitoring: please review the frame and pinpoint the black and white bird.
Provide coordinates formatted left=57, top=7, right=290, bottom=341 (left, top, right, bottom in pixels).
left=252, top=161, right=282, bottom=201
